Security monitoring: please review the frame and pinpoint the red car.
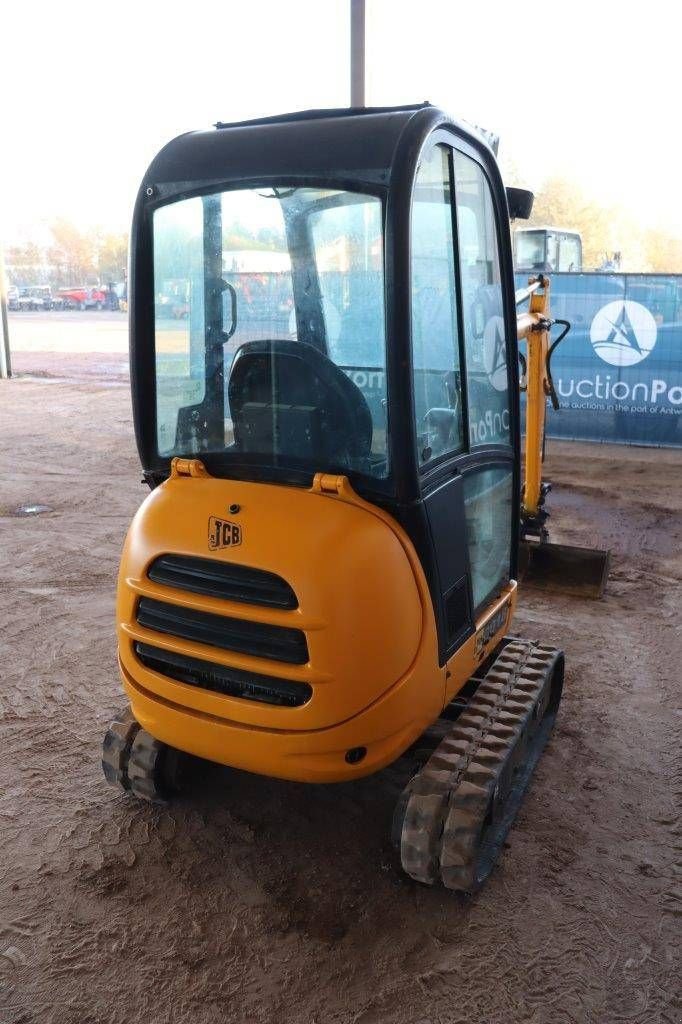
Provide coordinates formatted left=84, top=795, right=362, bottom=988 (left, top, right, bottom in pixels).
left=59, top=286, right=107, bottom=311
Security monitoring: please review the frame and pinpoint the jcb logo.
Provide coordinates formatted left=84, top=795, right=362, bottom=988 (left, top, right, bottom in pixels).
left=208, top=516, right=242, bottom=550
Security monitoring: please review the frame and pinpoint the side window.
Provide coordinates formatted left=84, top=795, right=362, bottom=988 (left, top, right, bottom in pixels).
left=463, top=465, right=513, bottom=610
left=546, top=232, right=558, bottom=270
left=453, top=151, right=511, bottom=448
left=411, top=144, right=464, bottom=467
left=559, top=233, right=581, bottom=271
left=153, top=196, right=206, bottom=455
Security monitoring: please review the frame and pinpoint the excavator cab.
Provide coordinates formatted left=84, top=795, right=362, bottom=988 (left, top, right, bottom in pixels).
left=103, top=105, right=565, bottom=892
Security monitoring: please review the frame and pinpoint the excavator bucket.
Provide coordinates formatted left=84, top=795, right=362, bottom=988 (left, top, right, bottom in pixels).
left=519, top=540, right=610, bottom=599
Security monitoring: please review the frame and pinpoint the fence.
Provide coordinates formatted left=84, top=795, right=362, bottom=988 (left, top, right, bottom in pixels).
left=516, top=272, right=682, bottom=447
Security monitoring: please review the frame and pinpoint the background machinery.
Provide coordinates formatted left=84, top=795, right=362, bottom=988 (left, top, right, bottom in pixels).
left=514, top=226, right=583, bottom=272
left=103, top=104, right=577, bottom=892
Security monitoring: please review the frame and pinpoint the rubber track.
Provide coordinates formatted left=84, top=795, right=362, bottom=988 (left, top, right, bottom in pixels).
left=398, top=638, right=563, bottom=892
left=101, top=709, right=140, bottom=792
left=127, top=729, right=182, bottom=803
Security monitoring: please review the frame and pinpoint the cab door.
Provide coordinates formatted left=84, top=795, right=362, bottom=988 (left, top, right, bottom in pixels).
left=409, top=134, right=518, bottom=663
left=452, top=145, right=517, bottom=617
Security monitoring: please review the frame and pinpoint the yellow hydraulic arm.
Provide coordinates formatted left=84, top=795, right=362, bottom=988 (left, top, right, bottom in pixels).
left=515, top=276, right=610, bottom=598
left=516, top=274, right=559, bottom=529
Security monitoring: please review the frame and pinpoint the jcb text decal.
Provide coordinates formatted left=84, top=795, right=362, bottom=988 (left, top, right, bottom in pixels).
left=208, top=516, right=242, bottom=550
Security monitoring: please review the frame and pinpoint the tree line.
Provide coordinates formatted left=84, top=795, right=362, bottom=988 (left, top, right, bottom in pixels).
left=7, top=183, right=682, bottom=283
left=501, top=162, right=682, bottom=273
left=6, top=220, right=128, bottom=287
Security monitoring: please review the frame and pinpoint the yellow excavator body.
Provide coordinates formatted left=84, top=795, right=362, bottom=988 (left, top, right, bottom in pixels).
left=102, top=104, right=570, bottom=892
left=118, top=460, right=516, bottom=782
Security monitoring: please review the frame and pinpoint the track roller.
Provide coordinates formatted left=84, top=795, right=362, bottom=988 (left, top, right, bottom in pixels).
left=101, top=708, right=140, bottom=792
left=393, top=638, right=564, bottom=893
left=102, top=709, right=181, bottom=803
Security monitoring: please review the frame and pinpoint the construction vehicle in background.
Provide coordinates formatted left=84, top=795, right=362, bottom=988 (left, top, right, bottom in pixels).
left=514, top=226, right=583, bottom=273
left=102, top=104, right=605, bottom=892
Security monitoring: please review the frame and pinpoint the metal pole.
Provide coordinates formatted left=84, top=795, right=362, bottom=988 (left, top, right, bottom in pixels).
left=0, top=242, right=11, bottom=379
left=350, top=0, right=365, bottom=107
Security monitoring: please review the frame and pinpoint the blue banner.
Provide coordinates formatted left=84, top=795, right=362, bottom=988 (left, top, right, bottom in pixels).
left=515, top=272, right=682, bottom=447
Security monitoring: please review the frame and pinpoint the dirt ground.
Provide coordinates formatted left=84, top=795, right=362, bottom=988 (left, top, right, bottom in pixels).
left=1, top=356, right=680, bottom=1024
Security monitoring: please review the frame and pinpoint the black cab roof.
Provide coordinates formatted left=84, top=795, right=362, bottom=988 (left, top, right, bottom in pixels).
left=141, top=104, right=495, bottom=200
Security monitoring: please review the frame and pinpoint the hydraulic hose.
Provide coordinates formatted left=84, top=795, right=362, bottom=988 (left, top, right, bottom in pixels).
left=546, top=318, right=571, bottom=410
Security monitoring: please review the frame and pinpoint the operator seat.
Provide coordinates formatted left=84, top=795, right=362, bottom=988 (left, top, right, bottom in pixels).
left=228, top=339, right=373, bottom=472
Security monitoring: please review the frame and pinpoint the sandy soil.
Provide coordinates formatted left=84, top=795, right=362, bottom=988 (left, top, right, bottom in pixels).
left=1, top=357, right=680, bottom=1024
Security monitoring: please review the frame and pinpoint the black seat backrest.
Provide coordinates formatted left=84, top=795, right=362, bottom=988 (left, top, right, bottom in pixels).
left=228, top=339, right=373, bottom=471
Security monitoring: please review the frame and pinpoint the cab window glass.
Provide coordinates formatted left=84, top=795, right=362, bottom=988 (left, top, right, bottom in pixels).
left=453, top=151, right=511, bottom=448
left=559, top=233, right=581, bottom=271
left=310, top=197, right=387, bottom=457
left=410, top=144, right=464, bottom=467
left=153, top=186, right=389, bottom=479
left=546, top=233, right=557, bottom=270
left=463, top=465, right=513, bottom=610
left=515, top=230, right=545, bottom=270
left=153, top=197, right=206, bottom=454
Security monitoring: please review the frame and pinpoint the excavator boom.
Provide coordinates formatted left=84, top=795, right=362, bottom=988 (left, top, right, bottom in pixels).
left=517, top=276, right=610, bottom=598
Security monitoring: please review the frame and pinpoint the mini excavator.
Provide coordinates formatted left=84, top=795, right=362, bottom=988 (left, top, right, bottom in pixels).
left=102, top=105, right=606, bottom=891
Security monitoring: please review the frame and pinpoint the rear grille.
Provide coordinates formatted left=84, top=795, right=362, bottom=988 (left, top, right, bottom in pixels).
left=136, top=597, right=308, bottom=665
left=148, top=554, right=298, bottom=609
left=134, top=642, right=311, bottom=707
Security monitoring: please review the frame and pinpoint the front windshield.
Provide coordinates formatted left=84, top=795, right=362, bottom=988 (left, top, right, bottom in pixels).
left=515, top=230, right=546, bottom=270
left=152, top=186, right=388, bottom=480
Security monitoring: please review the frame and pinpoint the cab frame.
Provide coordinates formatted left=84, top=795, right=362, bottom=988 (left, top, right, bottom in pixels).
left=129, top=104, right=521, bottom=666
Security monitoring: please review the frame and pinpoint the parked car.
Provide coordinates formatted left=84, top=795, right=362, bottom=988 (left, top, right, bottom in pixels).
left=7, top=285, right=20, bottom=311
left=16, top=285, right=54, bottom=311
left=59, top=286, right=107, bottom=310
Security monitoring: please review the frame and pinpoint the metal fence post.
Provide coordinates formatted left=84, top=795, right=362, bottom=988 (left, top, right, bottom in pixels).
left=350, top=0, right=366, bottom=108
left=0, top=242, right=11, bottom=379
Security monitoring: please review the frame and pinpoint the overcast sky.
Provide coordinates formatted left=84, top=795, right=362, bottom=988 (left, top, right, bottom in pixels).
left=1, top=0, right=677, bottom=243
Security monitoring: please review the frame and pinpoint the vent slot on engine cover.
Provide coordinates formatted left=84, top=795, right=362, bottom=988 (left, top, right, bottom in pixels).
left=134, top=642, right=312, bottom=707
left=148, top=554, right=298, bottom=609
left=136, top=597, right=308, bottom=664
